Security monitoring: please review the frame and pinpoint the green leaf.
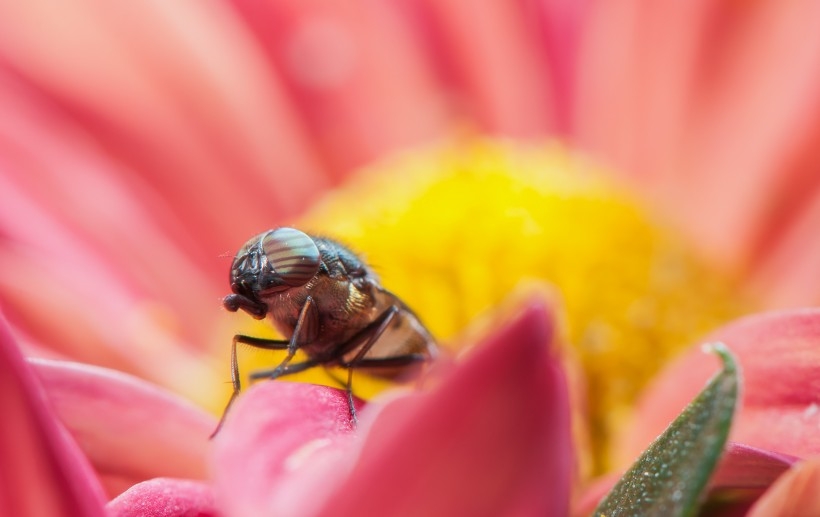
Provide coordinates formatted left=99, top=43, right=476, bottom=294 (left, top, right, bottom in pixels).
left=593, top=343, right=740, bottom=517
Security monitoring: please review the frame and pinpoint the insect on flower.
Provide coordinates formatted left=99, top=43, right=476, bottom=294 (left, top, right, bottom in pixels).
left=214, top=227, right=439, bottom=435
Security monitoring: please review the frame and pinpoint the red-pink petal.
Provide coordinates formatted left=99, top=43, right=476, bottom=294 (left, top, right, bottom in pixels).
left=621, top=309, right=820, bottom=464
left=0, top=313, right=106, bottom=515
left=107, top=478, right=216, bottom=517
left=747, top=457, right=820, bottom=517
left=319, top=299, right=572, bottom=516
left=30, top=358, right=216, bottom=498
left=211, top=382, right=356, bottom=517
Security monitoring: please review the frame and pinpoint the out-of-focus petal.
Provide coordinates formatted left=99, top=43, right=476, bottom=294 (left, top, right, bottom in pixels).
left=107, top=478, right=217, bottom=517
left=211, top=382, right=356, bottom=517
left=231, top=0, right=448, bottom=176
left=682, top=2, right=820, bottom=277
left=574, top=1, right=718, bottom=187
left=0, top=149, right=223, bottom=382
left=747, top=457, right=820, bottom=517
left=405, top=0, right=556, bottom=137
left=750, top=190, right=820, bottom=307
left=621, top=309, right=820, bottom=464
left=30, top=358, right=216, bottom=498
left=0, top=0, right=328, bottom=249
left=319, top=299, right=572, bottom=516
left=0, top=313, right=106, bottom=516
left=573, top=2, right=820, bottom=308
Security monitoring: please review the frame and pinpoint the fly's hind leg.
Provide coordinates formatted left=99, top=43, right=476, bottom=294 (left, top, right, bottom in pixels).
left=332, top=304, right=436, bottom=425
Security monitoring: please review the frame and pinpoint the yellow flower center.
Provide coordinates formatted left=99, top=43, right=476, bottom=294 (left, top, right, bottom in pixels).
left=295, top=139, right=749, bottom=472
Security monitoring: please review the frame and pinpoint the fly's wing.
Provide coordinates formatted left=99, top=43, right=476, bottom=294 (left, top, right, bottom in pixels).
left=368, top=302, right=436, bottom=359
left=338, top=291, right=438, bottom=380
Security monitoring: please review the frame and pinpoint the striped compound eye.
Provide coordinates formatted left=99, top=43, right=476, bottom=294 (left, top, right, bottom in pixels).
left=261, top=228, right=321, bottom=287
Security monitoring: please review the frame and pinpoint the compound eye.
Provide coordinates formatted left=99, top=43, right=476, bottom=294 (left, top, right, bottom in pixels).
left=261, top=228, right=321, bottom=287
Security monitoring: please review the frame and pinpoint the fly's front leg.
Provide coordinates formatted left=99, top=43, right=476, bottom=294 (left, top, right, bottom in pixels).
left=211, top=334, right=289, bottom=437
left=267, top=295, right=318, bottom=378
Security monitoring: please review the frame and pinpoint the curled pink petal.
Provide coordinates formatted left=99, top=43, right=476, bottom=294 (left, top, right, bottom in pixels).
left=0, top=313, right=106, bottom=516
left=30, top=358, right=216, bottom=498
left=106, top=478, right=216, bottom=517
left=211, top=382, right=356, bottom=517
left=622, top=309, right=820, bottom=464
left=712, top=442, right=798, bottom=490
left=319, top=299, right=572, bottom=516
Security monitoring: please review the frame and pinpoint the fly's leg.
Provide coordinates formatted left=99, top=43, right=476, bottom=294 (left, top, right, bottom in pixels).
left=333, top=306, right=401, bottom=426
left=211, top=334, right=289, bottom=437
left=337, top=353, right=430, bottom=424
left=264, top=296, right=318, bottom=379
left=248, top=359, right=319, bottom=381
left=211, top=296, right=318, bottom=438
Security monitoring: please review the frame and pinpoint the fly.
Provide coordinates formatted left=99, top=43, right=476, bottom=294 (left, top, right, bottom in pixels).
left=213, top=227, right=438, bottom=435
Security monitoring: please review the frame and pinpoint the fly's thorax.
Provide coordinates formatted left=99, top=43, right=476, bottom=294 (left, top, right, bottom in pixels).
left=263, top=275, right=382, bottom=348
left=264, top=288, right=310, bottom=339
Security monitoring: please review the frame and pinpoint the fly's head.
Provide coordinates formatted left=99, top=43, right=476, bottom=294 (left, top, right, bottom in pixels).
left=223, top=228, right=321, bottom=319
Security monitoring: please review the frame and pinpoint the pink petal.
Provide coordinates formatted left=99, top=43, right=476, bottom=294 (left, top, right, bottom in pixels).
left=0, top=1, right=328, bottom=232
left=0, top=160, right=223, bottom=392
left=750, top=188, right=820, bottom=307
left=406, top=0, right=556, bottom=137
left=107, top=478, right=216, bottom=517
left=573, top=0, right=739, bottom=191
left=211, top=382, right=356, bottom=517
left=621, top=309, right=820, bottom=465
left=0, top=313, right=106, bottom=515
left=681, top=3, right=820, bottom=276
left=748, top=457, right=820, bottom=517
left=712, top=442, right=798, bottom=490
left=572, top=3, right=820, bottom=306
left=319, top=299, right=572, bottom=516
left=231, top=0, right=448, bottom=176
left=30, top=358, right=217, bottom=498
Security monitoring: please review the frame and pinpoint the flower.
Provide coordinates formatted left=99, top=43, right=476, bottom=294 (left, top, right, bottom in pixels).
left=1, top=1, right=819, bottom=516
